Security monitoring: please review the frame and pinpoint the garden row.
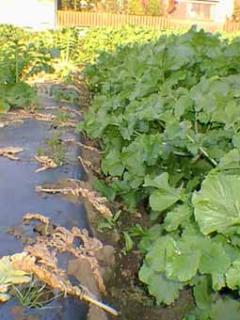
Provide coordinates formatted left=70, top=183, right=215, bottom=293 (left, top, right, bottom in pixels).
left=81, top=27, right=240, bottom=319
left=3, top=23, right=240, bottom=318
left=0, top=24, right=164, bottom=112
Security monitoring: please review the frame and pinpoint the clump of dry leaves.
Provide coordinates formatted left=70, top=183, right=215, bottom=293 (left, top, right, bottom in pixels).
left=35, top=180, right=112, bottom=218
left=8, top=110, right=55, bottom=122
left=78, top=155, right=102, bottom=177
left=34, top=155, right=58, bottom=172
left=0, top=213, right=117, bottom=316
left=0, top=147, right=23, bottom=160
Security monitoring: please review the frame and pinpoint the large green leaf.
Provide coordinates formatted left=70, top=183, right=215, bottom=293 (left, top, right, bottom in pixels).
left=144, top=173, right=182, bottom=212
left=193, top=276, right=212, bottom=312
left=199, top=241, right=231, bottom=275
left=166, top=242, right=201, bottom=282
left=144, top=236, right=176, bottom=273
left=164, top=204, right=191, bottom=232
left=101, top=149, right=125, bottom=176
left=139, top=264, right=183, bottom=305
left=218, top=149, right=240, bottom=170
left=211, top=298, right=240, bottom=320
left=225, top=260, right=240, bottom=290
left=193, top=174, right=240, bottom=235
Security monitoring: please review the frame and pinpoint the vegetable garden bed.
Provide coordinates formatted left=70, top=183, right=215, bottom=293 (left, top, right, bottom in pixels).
left=80, top=27, right=240, bottom=319
left=2, top=23, right=240, bottom=320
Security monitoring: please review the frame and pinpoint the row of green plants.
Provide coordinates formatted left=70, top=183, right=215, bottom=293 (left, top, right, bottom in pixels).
left=80, top=27, right=240, bottom=319
left=0, top=25, right=54, bottom=112
left=3, top=22, right=240, bottom=317
left=0, top=23, right=239, bottom=113
left=0, top=25, right=167, bottom=112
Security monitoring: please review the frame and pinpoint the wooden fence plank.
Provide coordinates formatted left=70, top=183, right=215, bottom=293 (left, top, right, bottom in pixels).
left=57, top=11, right=240, bottom=33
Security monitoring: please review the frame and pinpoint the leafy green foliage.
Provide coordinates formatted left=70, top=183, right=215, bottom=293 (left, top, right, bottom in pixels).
left=0, top=25, right=167, bottom=112
left=81, top=27, right=240, bottom=318
left=77, top=26, right=164, bottom=65
left=193, top=173, right=240, bottom=235
left=144, top=173, right=183, bottom=212
left=0, top=25, right=55, bottom=112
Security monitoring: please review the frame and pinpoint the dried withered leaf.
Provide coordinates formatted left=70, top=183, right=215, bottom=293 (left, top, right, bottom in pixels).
left=35, top=183, right=112, bottom=218
left=71, top=227, right=103, bottom=253
left=34, top=155, right=58, bottom=172
left=50, top=226, right=75, bottom=251
left=22, top=213, right=106, bottom=293
left=78, top=156, right=102, bottom=177
left=74, top=186, right=112, bottom=218
left=12, top=254, right=68, bottom=292
left=24, top=243, right=58, bottom=270
left=0, top=147, right=23, bottom=160
left=50, top=226, right=105, bottom=294
left=23, top=213, right=50, bottom=226
left=8, top=110, right=55, bottom=122
left=12, top=250, right=117, bottom=315
left=8, top=213, right=117, bottom=316
left=63, top=139, right=101, bottom=154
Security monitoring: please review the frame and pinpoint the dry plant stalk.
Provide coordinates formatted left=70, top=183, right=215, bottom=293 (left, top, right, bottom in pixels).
left=59, top=106, right=82, bottom=117
left=12, top=214, right=118, bottom=316
left=49, top=226, right=106, bottom=294
left=35, top=183, right=112, bottom=218
left=23, top=213, right=50, bottom=225
left=0, top=147, right=23, bottom=160
left=12, top=253, right=117, bottom=316
left=78, top=156, right=102, bottom=177
left=34, top=155, right=58, bottom=172
left=63, top=139, right=101, bottom=154
left=8, top=111, right=55, bottom=122
left=23, top=213, right=105, bottom=293
left=58, top=121, right=77, bottom=128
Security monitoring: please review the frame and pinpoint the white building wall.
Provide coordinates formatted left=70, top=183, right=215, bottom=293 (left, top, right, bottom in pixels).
left=175, top=0, right=234, bottom=23
left=212, top=0, right=234, bottom=22
left=0, top=0, right=56, bottom=30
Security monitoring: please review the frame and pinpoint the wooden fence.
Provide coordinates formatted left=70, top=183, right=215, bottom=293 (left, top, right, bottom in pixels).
left=57, top=11, right=240, bottom=33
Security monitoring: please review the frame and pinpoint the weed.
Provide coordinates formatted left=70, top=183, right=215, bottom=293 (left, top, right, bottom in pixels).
left=122, top=231, right=134, bottom=255
left=36, top=146, right=45, bottom=157
left=12, top=280, right=58, bottom=309
left=47, top=132, right=65, bottom=165
left=52, top=87, right=79, bottom=104
left=54, top=111, right=70, bottom=125
left=97, top=210, right=121, bottom=232
left=37, top=133, right=65, bottom=166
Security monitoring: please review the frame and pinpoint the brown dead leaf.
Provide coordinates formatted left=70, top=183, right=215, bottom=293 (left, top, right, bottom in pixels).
left=8, top=111, right=55, bottom=122
left=12, top=252, right=117, bottom=315
left=34, top=155, right=58, bottom=172
left=35, top=182, right=112, bottom=218
left=10, top=213, right=118, bottom=316
left=23, top=213, right=50, bottom=226
left=0, top=147, right=23, bottom=160
left=63, top=139, right=101, bottom=154
left=24, top=243, right=58, bottom=270
left=22, top=213, right=105, bottom=294
left=78, top=156, right=102, bottom=177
